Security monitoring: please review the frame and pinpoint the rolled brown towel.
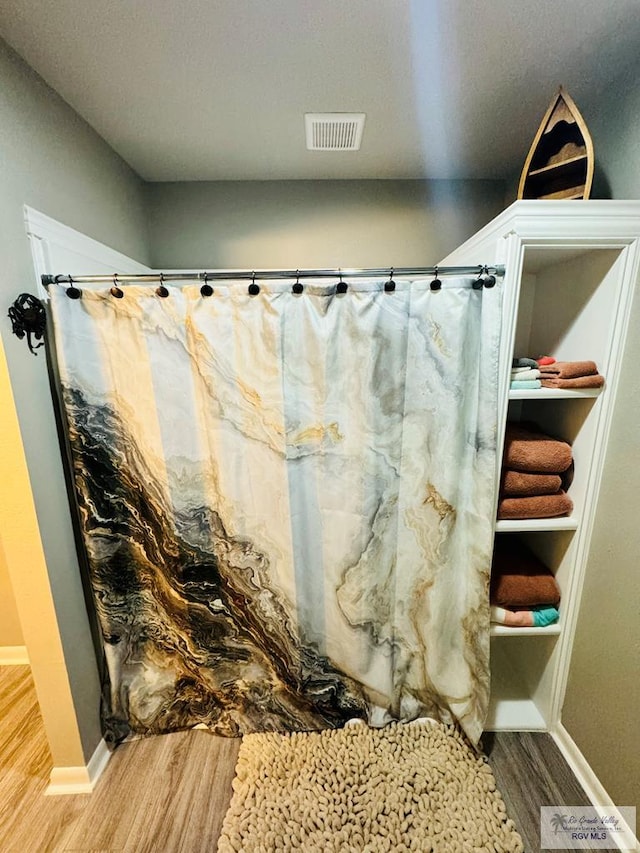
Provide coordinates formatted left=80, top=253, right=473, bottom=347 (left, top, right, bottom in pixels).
left=501, top=469, right=563, bottom=497
left=541, top=375, right=604, bottom=389
left=491, top=537, right=561, bottom=607
left=539, top=360, right=597, bottom=379
left=503, top=423, right=572, bottom=473
left=498, top=490, right=573, bottom=520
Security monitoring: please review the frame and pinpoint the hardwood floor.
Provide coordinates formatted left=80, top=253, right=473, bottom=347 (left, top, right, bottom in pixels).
left=482, top=731, right=595, bottom=853
left=0, top=666, right=239, bottom=852
left=1, top=666, right=595, bottom=852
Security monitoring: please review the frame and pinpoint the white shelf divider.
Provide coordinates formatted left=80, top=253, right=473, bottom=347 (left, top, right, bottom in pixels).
left=508, top=387, right=603, bottom=400
left=490, top=624, right=561, bottom=638
left=495, top=517, right=579, bottom=533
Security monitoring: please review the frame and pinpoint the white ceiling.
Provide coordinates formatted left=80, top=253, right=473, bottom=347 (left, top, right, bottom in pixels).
left=1, top=0, right=639, bottom=182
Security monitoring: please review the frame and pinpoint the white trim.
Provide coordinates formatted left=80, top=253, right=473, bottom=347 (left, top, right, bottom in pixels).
left=552, top=724, right=639, bottom=852
left=24, top=206, right=150, bottom=273
left=440, top=201, right=640, bottom=261
left=45, top=737, right=111, bottom=796
left=0, top=645, right=29, bottom=665
left=26, top=231, right=51, bottom=299
left=548, top=241, right=640, bottom=726
left=24, top=205, right=151, bottom=299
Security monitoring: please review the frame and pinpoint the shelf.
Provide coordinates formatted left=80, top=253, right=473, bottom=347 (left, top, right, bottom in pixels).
left=508, top=387, right=603, bottom=400
left=490, top=624, right=561, bottom=637
left=495, top=517, right=578, bottom=532
left=527, top=153, right=588, bottom=178
left=486, top=645, right=547, bottom=731
left=536, top=188, right=584, bottom=201
left=485, top=696, right=547, bottom=731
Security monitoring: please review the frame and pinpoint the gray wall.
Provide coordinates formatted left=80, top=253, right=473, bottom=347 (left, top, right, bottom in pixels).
left=0, top=36, right=149, bottom=759
left=145, top=179, right=506, bottom=269
left=585, top=59, right=640, bottom=200
left=561, top=56, right=640, bottom=810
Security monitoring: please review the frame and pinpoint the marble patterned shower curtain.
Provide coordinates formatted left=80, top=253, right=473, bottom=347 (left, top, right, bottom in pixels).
left=49, top=276, right=501, bottom=747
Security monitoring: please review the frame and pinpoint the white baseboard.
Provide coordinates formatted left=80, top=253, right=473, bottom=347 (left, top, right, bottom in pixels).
left=0, top=645, right=29, bottom=665
left=45, top=737, right=111, bottom=796
left=552, top=724, right=639, bottom=852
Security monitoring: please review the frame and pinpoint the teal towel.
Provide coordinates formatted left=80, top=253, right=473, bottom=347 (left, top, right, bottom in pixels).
left=510, top=379, right=542, bottom=390
left=532, top=606, right=560, bottom=628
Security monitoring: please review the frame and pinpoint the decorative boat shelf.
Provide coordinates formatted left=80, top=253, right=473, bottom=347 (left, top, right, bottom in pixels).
left=518, top=87, right=594, bottom=201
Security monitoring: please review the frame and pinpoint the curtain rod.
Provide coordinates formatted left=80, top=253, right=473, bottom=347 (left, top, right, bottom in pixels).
left=41, top=264, right=505, bottom=287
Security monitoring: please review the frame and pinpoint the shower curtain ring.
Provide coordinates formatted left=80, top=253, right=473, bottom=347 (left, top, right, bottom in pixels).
left=66, top=273, right=82, bottom=299
left=249, top=271, right=260, bottom=296
left=483, top=264, right=496, bottom=288
left=384, top=267, right=396, bottom=293
left=156, top=272, right=169, bottom=298
left=110, top=273, right=124, bottom=299
left=336, top=269, right=348, bottom=294
left=430, top=266, right=442, bottom=291
left=201, top=272, right=213, bottom=297
left=292, top=270, right=303, bottom=294
left=473, top=266, right=484, bottom=290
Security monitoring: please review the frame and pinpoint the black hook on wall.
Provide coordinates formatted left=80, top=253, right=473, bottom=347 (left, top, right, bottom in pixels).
left=8, top=293, right=47, bottom=356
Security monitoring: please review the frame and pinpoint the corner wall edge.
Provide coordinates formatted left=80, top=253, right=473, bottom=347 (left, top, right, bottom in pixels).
left=45, top=737, right=110, bottom=796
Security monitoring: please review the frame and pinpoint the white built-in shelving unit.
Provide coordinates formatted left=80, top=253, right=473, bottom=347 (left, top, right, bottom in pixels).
left=442, top=201, right=640, bottom=734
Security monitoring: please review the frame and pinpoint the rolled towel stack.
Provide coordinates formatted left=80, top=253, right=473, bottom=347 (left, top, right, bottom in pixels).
left=498, top=422, right=573, bottom=519
left=490, top=536, right=560, bottom=628
left=538, top=358, right=605, bottom=389
left=511, top=357, right=541, bottom=390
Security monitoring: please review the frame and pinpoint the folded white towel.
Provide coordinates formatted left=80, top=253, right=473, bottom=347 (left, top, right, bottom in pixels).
left=510, top=368, right=540, bottom=380
left=491, top=606, right=510, bottom=624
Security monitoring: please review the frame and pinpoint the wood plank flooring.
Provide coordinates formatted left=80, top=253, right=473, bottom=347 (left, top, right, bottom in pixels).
left=0, top=666, right=596, bottom=852
left=482, top=731, right=595, bottom=853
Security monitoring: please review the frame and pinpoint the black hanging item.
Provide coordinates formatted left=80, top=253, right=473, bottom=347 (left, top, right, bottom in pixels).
left=8, top=293, right=47, bottom=356
left=384, top=268, right=396, bottom=293
left=248, top=272, right=260, bottom=296
left=156, top=272, right=169, bottom=298
left=292, top=270, right=303, bottom=294
left=65, top=274, right=82, bottom=299
left=473, top=268, right=484, bottom=290
left=336, top=271, right=348, bottom=294
left=110, top=274, right=124, bottom=299
left=430, top=266, right=442, bottom=292
left=200, top=273, right=213, bottom=297
left=483, top=265, right=497, bottom=288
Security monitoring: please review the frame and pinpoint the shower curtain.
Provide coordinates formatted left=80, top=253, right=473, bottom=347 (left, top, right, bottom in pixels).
left=49, top=276, right=502, bottom=746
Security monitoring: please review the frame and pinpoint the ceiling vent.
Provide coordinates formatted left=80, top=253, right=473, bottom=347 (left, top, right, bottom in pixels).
left=305, top=113, right=366, bottom=151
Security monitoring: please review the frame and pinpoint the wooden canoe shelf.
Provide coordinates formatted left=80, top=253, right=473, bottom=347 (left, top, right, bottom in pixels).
left=518, top=88, right=594, bottom=201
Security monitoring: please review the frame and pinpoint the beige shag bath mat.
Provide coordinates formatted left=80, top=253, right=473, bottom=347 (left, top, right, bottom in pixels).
left=217, top=720, right=524, bottom=853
